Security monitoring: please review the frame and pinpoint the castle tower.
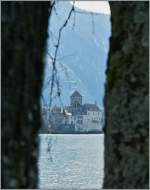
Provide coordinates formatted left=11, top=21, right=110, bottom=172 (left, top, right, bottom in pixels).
left=70, top=91, right=82, bottom=107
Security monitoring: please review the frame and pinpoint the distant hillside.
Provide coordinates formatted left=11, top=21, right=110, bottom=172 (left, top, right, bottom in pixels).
left=42, top=1, right=111, bottom=109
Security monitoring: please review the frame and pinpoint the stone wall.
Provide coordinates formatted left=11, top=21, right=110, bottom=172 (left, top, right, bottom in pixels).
left=1, top=2, right=50, bottom=188
left=103, top=2, right=149, bottom=188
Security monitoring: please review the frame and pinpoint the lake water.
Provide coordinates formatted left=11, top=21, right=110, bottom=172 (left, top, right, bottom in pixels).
left=38, top=134, right=104, bottom=190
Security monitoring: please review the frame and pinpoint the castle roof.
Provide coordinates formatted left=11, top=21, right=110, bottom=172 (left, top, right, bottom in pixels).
left=83, top=104, right=100, bottom=112
left=51, top=105, right=61, bottom=113
left=71, top=90, right=82, bottom=97
left=66, top=103, right=100, bottom=115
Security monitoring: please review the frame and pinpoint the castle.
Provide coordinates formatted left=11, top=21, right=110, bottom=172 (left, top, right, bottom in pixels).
left=42, top=91, right=103, bottom=133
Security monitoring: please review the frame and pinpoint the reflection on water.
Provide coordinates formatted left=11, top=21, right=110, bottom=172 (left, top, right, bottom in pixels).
left=38, top=134, right=104, bottom=190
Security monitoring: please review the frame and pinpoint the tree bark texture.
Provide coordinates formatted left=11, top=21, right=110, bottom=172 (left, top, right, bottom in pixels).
left=104, top=2, right=149, bottom=188
left=1, top=2, right=50, bottom=188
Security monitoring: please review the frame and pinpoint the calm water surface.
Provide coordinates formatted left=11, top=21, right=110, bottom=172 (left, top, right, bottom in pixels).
left=38, top=134, right=104, bottom=190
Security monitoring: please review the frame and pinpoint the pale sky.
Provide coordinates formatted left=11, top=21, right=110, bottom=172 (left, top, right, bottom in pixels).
left=70, top=1, right=110, bottom=15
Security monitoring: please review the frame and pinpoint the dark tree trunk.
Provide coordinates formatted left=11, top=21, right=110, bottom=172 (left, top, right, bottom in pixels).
left=104, top=2, right=149, bottom=188
left=1, top=2, right=50, bottom=188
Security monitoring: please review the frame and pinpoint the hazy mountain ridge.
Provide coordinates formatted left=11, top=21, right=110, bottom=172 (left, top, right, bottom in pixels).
left=42, top=1, right=111, bottom=109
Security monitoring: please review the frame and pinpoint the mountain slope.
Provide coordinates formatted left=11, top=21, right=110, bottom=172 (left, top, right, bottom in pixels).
left=42, top=1, right=111, bottom=109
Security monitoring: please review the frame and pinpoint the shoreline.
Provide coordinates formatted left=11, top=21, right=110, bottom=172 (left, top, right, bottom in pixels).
left=39, top=133, right=104, bottom=136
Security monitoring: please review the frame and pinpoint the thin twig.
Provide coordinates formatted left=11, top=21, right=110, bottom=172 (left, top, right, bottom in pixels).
left=91, top=12, right=95, bottom=34
left=49, top=2, right=75, bottom=107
